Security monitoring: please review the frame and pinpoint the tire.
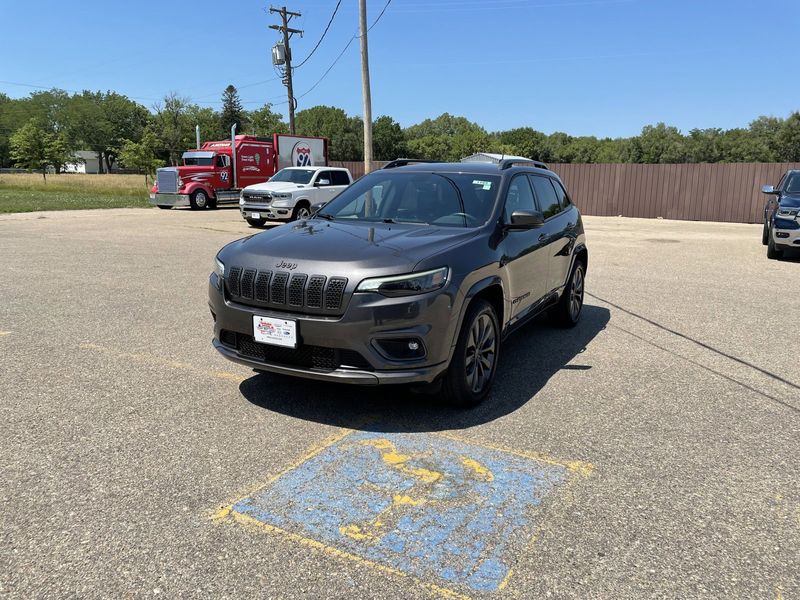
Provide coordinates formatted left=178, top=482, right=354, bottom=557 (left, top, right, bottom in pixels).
left=157, top=205, right=171, bottom=210
left=441, top=299, right=500, bottom=408
left=246, top=217, right=267, bottom=228
left=551, top=260, right=586, bottom=328
left=762, top=221, right=769, bottom=245
left=189, top=190, right=210, bottom=210
left=767, top=235, right=784, bottom=260
left=292, top=202, right=311, bottom=221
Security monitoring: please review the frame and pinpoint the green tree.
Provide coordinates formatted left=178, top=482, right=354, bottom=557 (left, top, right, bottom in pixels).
left=118, top=128, right=164, bottom=184
left=403, top=113, right=490, bottom=161
left=625, top=123, right=687, bottom=163
left=372, top=115, right=406, bottom=160
left=248, top=103, right=288, bottom=136
left=220, top=85, right=245, bottom=136
left=185, top=105, right=222, bottom=146
left=151, top=93, right=192, bottom=165
left=494, top=127, right=549, bottom=161
left=10, top=119, right=72, bottom=182
left=776, top=112, right=800, bottom=162
left=295, top=106, right=362, bottom=161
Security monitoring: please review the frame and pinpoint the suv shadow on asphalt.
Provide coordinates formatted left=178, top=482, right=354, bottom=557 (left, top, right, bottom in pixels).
left=237, top=304, right=610, bottom=432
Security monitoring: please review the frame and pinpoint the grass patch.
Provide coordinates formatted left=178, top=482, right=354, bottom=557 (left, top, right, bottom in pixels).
left=0, top=173, right=151, bottom=213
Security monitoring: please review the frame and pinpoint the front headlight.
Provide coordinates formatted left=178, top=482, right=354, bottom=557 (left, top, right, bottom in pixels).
left=213, top=256, right=225, bottom=278
left=177, top=177, right=184, bottom=189
left=356, top=267, right=449, bottom=297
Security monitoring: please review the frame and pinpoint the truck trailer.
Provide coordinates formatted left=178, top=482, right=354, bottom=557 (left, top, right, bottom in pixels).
left=150, top=127, right=328, bottom=210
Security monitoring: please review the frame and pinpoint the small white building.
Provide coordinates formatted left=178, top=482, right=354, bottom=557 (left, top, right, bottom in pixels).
left=461, top=152, right=532, bottom=164
left=63, top=151, right=117, bottom=174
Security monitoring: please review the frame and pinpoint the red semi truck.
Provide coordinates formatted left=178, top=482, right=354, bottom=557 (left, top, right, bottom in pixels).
left=150, top=129, right=328, bottom=210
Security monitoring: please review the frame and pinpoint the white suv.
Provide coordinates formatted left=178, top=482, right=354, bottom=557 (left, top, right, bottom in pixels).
left=239, top=166, right=353, bottom=227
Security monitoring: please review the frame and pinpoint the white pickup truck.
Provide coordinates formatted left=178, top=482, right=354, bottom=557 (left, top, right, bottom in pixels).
left=239, top=166, right=353, bottom=227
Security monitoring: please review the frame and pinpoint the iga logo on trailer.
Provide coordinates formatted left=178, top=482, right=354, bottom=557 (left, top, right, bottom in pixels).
left=292, top=141, right=314, bottom=167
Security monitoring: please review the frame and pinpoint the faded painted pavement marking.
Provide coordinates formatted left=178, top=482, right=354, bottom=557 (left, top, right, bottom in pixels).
left=216, top=429, right=592, bottom=596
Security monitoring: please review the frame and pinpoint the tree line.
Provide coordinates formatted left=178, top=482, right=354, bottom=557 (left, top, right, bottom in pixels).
left=2, top=85, right=799, bottom=181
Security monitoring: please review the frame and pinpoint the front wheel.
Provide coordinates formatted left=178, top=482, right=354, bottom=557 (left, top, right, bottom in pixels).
left=292, top=202, right=311, bottom=221
left=442, top=299, right=500, bottom=408
left=767, top=235, right=784, bottom=260
left=551, top=260, right=585, bottom=327
left=190, top=190, right=210, bottom=210
left=246, top=217, right=266, bottom=228
left=762, top=221, right=769, bottom=245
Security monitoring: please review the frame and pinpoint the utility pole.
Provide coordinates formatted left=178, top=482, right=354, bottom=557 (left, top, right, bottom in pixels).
left=269, top=6, right=302, bottom=135
left=359, top=0, right=373, bottom=174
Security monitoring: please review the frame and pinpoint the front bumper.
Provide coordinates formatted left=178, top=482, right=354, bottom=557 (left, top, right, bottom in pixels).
left=772, top=224, right=800, bottom=247
left=241, top=203, right=293, bottom=221
left=150, top=193, right=190, bottom=207
left=208, top=272, right=458, bottom=386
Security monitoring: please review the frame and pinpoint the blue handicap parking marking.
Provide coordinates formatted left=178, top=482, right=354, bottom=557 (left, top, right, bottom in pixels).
left=232, top=430, right=574, bottom=594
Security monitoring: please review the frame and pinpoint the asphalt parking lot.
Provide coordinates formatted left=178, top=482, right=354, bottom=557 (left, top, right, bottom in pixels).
left=1, top=207, right=798, bottom=599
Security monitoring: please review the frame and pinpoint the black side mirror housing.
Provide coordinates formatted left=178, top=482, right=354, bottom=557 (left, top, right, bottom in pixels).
left=506, top=210, right=545, bottom=229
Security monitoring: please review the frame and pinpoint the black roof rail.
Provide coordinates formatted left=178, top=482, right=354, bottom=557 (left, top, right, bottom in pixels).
left=381, top=158, right=443, bottom=170
left=498, top=158, right=549, bottom=171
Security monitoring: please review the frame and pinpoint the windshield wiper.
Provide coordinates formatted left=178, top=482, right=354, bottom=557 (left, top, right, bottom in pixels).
left=316, top=213, right=335, bottom=221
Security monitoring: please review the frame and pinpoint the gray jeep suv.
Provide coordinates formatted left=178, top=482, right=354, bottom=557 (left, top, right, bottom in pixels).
left=208, top=159, right=588, bottom=406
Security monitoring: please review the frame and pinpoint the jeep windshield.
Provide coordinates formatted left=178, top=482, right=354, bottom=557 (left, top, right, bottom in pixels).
left=270, top=169, right=316, bottom=184
left=317, top=171, right=500, bottom=227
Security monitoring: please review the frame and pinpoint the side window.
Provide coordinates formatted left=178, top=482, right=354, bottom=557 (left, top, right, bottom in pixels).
left=504, top=175, right=538, bottom=222
left=529, top=175, right=561, bottom=219
left=549, top=178, right=571, bottom=209
left=777, top=174, right=786, bottom=191
left=216, top=155, right=229, bottom=167
left=331, top=170, right=350, bottom=186
left=316, top=171, right=333, bottom=186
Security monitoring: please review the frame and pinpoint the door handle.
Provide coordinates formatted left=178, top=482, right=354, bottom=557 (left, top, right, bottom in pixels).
left=538, top=233, right=548, bottom=241
left=566, top=222, right=575, bottom=229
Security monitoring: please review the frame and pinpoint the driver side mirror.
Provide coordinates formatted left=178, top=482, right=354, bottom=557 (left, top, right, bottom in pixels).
left=762, top=184, right=779, bottom=195
left=506, top=210, right=544, bottom=229
left=315, top=178, right=330, bottom=187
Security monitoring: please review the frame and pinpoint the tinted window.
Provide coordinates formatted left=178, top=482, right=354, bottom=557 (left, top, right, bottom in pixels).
left=318, top=172, right=499, bottom=227
left=550, top=178, right=570, bottom=208
left=271, top=169, right=315, bottom=184
left=504, top=175, right=537, bottom=222
left=316, top=171, right=334, bottom=186
left=184, top=157, right=213, bottom=166
left=530, top=175, right=561, bottom=219
left=330, top=170, right=350, bottom=186
left=784, top=173, right=800, bottom=194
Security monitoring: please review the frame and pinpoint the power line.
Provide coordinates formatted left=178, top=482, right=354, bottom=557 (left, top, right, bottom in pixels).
left=293, top=0, right=342, bottom=70
left=368, top=0, right=392, bottom=31
left=295, top=0, right=392, bottom=101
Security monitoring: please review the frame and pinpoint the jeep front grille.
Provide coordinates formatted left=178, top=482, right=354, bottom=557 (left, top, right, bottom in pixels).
left=156, top=169, right=178, bottom=193
left=225, top=268, right=349, bottom=315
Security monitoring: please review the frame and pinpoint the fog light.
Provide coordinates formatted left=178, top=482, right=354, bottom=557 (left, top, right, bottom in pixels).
left=374, top=337, right=426, bottom=360
left=776, top=232, right=789, bottom=238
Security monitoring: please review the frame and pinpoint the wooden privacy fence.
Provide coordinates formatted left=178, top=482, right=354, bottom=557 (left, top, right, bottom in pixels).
left=330, top=161, right=800, bottom=224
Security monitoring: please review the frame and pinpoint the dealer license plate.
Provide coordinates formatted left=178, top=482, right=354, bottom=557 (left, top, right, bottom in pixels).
left=253, top=315, right=297, bottom=348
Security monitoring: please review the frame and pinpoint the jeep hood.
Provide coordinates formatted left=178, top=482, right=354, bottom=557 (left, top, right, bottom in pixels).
left=218, top=220, right=479, bottom=279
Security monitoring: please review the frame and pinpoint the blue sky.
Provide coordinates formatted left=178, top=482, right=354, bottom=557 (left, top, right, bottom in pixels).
left=2, top=0, right=799, bottom=137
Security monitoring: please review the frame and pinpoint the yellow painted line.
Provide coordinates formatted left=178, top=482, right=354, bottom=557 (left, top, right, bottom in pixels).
left=79, top=342, right=246, bottom=384
left=360, top=437, right=442, bottom=483
left=497, top=568, right=514, bottom=591
left=0, top=331, right=11, bottom=336
left=437, top=431, right=594, bottom=478
left=228, top=509, right=472, bottom=600
left=461, top=456, right=494, bottom=481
